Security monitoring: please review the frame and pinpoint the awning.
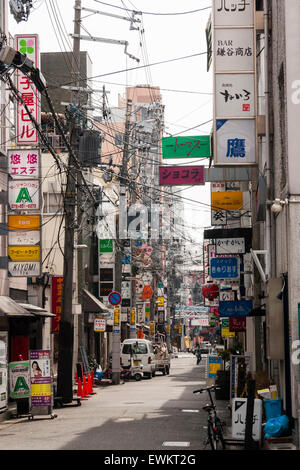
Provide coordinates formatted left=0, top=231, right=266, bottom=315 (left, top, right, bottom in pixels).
left=82, top=289, right=113, bottom=313
left=0, top=296, right=34, bottom=317
left=17, top=303, right=56, bottom=318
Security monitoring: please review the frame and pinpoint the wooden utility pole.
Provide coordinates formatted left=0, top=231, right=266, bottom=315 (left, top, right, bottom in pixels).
left=56, top=0, right=81, bottom=404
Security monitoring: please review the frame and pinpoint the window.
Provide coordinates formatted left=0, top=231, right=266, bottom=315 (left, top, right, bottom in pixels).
left=43, top=192, right=63, bottom=214
left=122, top=343, right=148, bottom=354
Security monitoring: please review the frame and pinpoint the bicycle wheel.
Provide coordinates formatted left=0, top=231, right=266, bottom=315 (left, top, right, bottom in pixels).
left=207, top=422, right=226, bottom=450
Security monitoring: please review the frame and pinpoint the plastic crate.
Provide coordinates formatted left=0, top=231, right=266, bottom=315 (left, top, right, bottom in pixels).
left=264, top=399, right=282, bottom=420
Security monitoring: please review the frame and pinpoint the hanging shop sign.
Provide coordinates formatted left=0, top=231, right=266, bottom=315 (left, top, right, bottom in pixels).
left=219, top=290, right=235, bottom=301
left=141, top=285, right=153, bottom=300
left=215, top=237, right=245, bottom=255
left=51, top=276, right=63, bottom=334
left=9, top=361, right=30, bottom=399
left=213, top=0, right=254, bottom=26
left=211, top=191, right=243, bottom=211
left=150, top=321, right=155, bottom=335
left=9, top=230, right=40, bottom=246
left=159, top=166, right=205, bottom=186
left=221, top=318, right=236, bottom=337
left=130, top=308, right=136, bottom=331
left=144, top=303, right=150, bottom=324
left=8, top=214, right=41, bottom=230
left=202, top=282, right=219, bottom=301
left=8, top=149, right=40, bottom=179
left=215, top=74, right=255, bottom=118
left=15, top=34, right=40, bottom=146
left=8, top=261, right=40, bottom=277
left=162, top=136, right=211, bottom=159
left=219, top=300, right=253, bottom=317
left=211, top=209, right=227, bottom=226
left=210, top=257, right=239, bottom=279
left=94, top=318, right=106, bottom=333
left=8, top=180, right=40, bottom=211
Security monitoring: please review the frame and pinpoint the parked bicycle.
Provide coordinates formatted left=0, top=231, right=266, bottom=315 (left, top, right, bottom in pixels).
left=193, top=385, right=226, bottom=450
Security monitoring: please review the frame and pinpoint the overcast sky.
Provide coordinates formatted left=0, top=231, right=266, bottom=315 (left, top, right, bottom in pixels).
left=8, top=0, right=213, bottom=242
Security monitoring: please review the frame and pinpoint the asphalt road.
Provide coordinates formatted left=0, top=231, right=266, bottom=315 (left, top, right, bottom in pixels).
left=0, top=353, right=230, bottom=451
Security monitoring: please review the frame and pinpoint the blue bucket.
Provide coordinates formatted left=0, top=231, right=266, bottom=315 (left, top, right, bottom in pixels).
left=264, top=399, right=282, bottom=420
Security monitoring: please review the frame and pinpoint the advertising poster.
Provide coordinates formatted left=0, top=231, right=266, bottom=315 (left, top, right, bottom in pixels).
left=0, top=332, right=8, bottom=410
left=9, top=361, right=30, bottom=399
left=208, top=356, right=222, bottom=378
left=30, top=350, right=51, bottom=407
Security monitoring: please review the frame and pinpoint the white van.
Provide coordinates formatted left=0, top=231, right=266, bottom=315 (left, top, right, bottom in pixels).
left=120, top=339, right=156, bottom=378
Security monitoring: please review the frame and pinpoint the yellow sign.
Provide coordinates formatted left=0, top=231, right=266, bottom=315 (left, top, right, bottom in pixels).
left=221, top=328, right=236, bottom=338
left=157, top=297, right=164, bottom=307
left=8, top=246, right=40, bottom=261
left=8, top=214, right=41, bottom=230
left=211, top=191, right=243, bottom=211
left=150, top=321, right=155, bottom=335
left=31, top=383, right=51, bottom=397
left=113, top=306, right=120, bottom=326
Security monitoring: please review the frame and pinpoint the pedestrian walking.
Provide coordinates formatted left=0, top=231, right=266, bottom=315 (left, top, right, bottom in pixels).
left=195, top=347, right=202, bottom=365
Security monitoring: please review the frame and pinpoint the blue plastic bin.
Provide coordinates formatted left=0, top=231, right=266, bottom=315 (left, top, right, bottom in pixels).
left=264, top=398, right=282, bottom=420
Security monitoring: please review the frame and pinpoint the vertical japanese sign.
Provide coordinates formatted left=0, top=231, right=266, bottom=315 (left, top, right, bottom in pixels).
left=213, top=0, right=257, bottom=166
left=15, top=35, right=40, bottom=145
left=51, top=276, right=63, bottom=333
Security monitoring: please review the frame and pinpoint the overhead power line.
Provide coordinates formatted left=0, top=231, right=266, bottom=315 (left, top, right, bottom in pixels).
left=93, top=0, right=212, bottom=16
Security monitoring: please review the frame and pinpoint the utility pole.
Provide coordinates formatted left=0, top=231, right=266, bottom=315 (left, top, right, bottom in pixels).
left=56, top=0, right=81, bottom=404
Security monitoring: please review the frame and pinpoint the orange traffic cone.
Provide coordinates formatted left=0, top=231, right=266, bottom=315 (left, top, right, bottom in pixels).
left=83, top=376, right=89, bottom=398
left=88, top=374, right=95, bottom=395
left=76, top=377, right=84, bottom=399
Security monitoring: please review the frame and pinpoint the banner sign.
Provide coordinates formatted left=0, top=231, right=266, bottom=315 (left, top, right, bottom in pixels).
left=15, top=35, right=40, bottom=145
left=219, top=300, right=253, bottom=317
left=159, top=166, right=205, bottom=186
left=210, top=257, right=239, bottom=279
left=51, top=276, right=63, bottom=333
left=9, top=361, right=30, bottom=399
left=8, top=180, right=40, bottom=211
left=8, top=149, right=40, bottom=179
left=30, top=350, right=51, bottom=407
left=162, top=136, right=211, bottom=159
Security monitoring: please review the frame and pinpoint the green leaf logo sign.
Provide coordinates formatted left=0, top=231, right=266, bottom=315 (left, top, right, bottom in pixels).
left=19, top=39, right=34, bottom=55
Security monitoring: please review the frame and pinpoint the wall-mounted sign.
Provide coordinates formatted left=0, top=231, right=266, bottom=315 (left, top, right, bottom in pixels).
left=99, top=239, right=113, bottom=253
left=215, top=119, right=256, bottom=165
left=216, top=237, right=245, bottom=254
left=9, top=230, right=40, bottom=246
left=15, top=35, right=40, bottom=145
left=8, top=180, right=40, bottom=210
left=214, top=0, right=254, bottom=27
left=211, top=191, right=243, bottom=211
left=8, top=261, right=40, bottom=277
left=8, top=149, right=40, bottom=178
left=211, top=209, right=227, bottom=226
left=51, top=276, right=63, bottom=333
left=159, top=166, right=205, bottom=186
left=215, top=28, right=254, bottom=72
left=215, top=74, right=255, bottom=118
left=162, top=136, right=211, bottom=159
left=229, top=317, right=247, bottom=332
left=210, top=257, right=239, bottom=279
left=8, top=214, right=40, bottom=230
left=8, top=245, right=40, bottom=262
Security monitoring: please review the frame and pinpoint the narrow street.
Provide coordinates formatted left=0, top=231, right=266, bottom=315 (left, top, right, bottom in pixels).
left=0, top=354, right=230, bottom=451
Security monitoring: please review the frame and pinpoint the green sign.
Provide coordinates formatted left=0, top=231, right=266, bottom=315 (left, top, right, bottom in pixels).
left=99, top=239, right=113, bottom=253
left=221, top=318, right=229, bottom=328
left=162, top=136, right=211, bottom=159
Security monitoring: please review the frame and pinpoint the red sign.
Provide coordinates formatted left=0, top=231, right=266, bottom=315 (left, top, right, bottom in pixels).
left=202, top=282, right=219, bottom=301
left=137, top=329, right=143, bottom=339
left=159, top=166, right=204, bottom=186
left=141, top=285, right=153, bottom=300
left=51, top=276, right=63, bottom=333
left=229, top=317, right=246, bottom=332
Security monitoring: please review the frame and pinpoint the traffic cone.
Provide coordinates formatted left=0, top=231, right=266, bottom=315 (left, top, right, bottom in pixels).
left=88, top=374, right=95, bottom=395
left=83, top=375, right=89, bottom=398
left=76, top=377, right=83, bottom=399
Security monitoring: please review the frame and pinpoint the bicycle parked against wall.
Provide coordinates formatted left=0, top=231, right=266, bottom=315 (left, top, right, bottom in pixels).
left=193, top=385, right=226, bottom=450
